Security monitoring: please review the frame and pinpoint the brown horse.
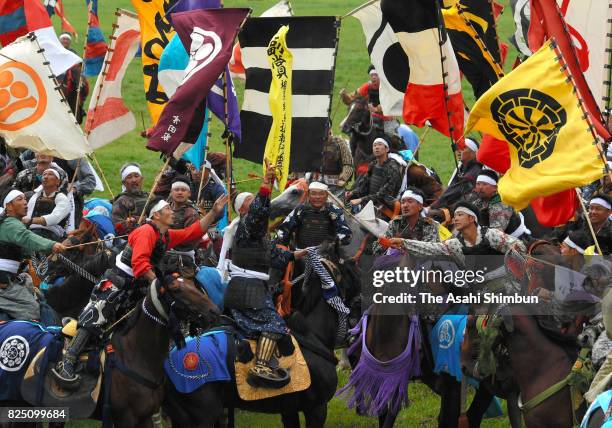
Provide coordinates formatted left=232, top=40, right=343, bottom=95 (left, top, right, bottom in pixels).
left=501, top=305, right=585, bottom=428
left=100, top=276, right=219, bottom=427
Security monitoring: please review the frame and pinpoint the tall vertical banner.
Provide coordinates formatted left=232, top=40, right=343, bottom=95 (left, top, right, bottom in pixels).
left=263, top=25, right=292, bottom=190
left=84, top=0, right=108, bottom=77
left=236, top=17, right=338, bottom=173
left=131, top=0, right=175, bottom=125
left=85, top=9, right=141, bottom=149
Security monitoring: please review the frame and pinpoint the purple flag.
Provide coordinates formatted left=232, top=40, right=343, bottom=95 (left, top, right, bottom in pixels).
left=147, top=8, right=250, bottom=155
left=167, top=0, right=221, bottom=25
left=168, top=0, right=241, bottom=143
left=208, top=67, right=241, bottom=143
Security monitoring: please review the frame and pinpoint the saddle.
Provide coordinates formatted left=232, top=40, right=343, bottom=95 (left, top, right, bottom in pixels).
left=20, top=320, right=103, bottom=419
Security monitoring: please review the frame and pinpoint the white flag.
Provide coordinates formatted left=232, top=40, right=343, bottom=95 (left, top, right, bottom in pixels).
left=0, top=35, right=91, bottom=159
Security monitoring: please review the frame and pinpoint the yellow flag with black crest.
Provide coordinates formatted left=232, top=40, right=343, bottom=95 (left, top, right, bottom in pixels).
left=466, top=39, right=604, bottom=210
left=263, top=25, right=292, bottom=191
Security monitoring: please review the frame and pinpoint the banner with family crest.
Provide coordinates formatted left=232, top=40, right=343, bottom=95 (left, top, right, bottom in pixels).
left=263, top=25, right=292, bottom=191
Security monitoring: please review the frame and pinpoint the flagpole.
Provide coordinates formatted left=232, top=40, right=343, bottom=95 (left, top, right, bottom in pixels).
left=138, top=157, right=172, bottom=225
left=89, top=153, right=115, bottom=199
left=197, top=109, right=212, bottom=203
left=341, top=0, right=378, bottom=20
left=73, top=0, right=94, bottom=120
left=575, top=188, right=603, bottom=255
left=222, top=70, right=233, bottom=224
left=434, top=2, right=460, bottom=172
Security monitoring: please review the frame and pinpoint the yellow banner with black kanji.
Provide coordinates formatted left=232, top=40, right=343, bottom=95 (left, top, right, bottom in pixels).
left=130, top=0, right=175, bottom=125
left=466, top=39, right=604, bottom=210
left=263, top=25, right=292, bottom=190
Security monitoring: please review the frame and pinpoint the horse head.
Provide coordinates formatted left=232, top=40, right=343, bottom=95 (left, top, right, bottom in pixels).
left=157, top=275, right=220, bottom=330
left=269, top=178, right=308, bottom=220
left=340, top=96, right=372, bottom=136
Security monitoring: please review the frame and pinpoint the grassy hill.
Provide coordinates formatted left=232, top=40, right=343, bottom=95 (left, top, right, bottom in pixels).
left=56, top=0, right=518, bottom=425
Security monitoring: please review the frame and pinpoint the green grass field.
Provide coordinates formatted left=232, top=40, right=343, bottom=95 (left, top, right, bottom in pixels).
left=54, top=0, right=519, bottom=425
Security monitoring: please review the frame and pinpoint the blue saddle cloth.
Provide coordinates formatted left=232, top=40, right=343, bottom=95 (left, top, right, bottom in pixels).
left=0, top=320, right=62, bottom=400
left=164, top=330, right=231, bottom=394
left=430, top=315, right=467, bottom=382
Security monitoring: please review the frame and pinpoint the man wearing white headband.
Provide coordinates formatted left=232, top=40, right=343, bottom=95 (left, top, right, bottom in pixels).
left=345, top=137, right=404, bottom=218
left=53, top=191, right=228, bottom=390
left=112, top=163, right=148, bottom=235
left=188, top=160, right=226, bottom=223
left=373, top=188, right=442, bottom=255
left=14, top=153, right=68, bottom=194
left=276, top=180, right=351, bottom=251
left=585, top=193, right=612, bottom=255
left=224, top=159, right=298, bottom=389
left=162, top=177, right=200, bottom=270
left=23, top=168, right=72, bottom=240
left=473, top=169, right=529, bottom=240
left=383, top=200, right=526, bottom=267
left=0, top=188, right=66, bottom=321
left=59, top=32, right=72, bottom=49
left=339, top=65, right=399, bottom=135
left=432, top=138, right=483, bottom=210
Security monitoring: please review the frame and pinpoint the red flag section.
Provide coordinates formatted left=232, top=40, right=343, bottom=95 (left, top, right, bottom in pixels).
left=530, top=189, right=577, bottom=227
left=147, top=8, right=250, bottom=155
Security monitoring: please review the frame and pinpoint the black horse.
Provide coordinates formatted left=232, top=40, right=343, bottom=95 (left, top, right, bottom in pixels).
left=340, top=96, right=387, bottom=174
left=163, top=247, right=342, bottom=428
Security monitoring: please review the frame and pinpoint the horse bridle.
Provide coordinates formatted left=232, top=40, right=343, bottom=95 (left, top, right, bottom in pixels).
left=348, top=101, right=374, bottom=136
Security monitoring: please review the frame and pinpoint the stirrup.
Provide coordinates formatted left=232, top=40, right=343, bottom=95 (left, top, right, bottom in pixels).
left=51, top=361, right=81, bottom=391
left=247, top=364, right=290, bottom=389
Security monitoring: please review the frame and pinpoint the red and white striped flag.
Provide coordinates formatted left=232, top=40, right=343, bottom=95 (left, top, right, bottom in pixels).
left=381, top=0, right=465, bottom=146
left=85, top=10, right=140, bottom=149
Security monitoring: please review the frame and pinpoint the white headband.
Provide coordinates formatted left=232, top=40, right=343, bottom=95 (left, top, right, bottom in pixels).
left=43, top=168, right=60, bottom=180
left=476, top=174, right=497, bottom=186
left=563, top=236, right=585, bottom=254
left=234, top=192, right=253, bottom=214
left=369, top=69, right=378, bottom=76
left=309, top=182, right=328, bottom=191
left=372, top=137, right=389, bottom=149
left=455, top=206, right=478, bottom=223
left=148, top=200, right=169, bottom=219
left=59, top=33, right=72, bottom=41
left=464, top=138, right=479, bottom=153
left=401, top=190, right=424, bottom=204
left=590, top=197, right=611, bottom=210
left=3, top=190, right=24, bottom=208
left=121, top=165, right=142, bottom=182
left=171, top=181, right=190, bottom=191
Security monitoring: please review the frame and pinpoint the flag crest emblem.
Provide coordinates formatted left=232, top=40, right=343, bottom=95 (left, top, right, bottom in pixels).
left=490, top=88, right=567, bottom=168
left=0, top=61, right=47, bottom=131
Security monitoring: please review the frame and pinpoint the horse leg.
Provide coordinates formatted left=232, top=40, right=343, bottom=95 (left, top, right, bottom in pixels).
left=303, top=404, right=327, bottom=428
left=281, top=411, right=300, bottom=428
left=437, top=373, right=460, bottom=428
left=378, top=406, right=400, bottom=428
left=506, top=391, right=523, bottom=428
left=466, top=386, right=493, bottom=428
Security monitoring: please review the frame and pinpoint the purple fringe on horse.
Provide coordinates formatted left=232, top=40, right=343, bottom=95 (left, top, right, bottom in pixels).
left=336, top=313, right=421, bottom=416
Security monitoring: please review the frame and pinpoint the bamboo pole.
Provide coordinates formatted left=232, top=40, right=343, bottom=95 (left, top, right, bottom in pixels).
left=137, top=157, right=172, bottom=224
left=197, top=109, right=212, bottom=203
left=575, top=188, right=603, bottom=255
